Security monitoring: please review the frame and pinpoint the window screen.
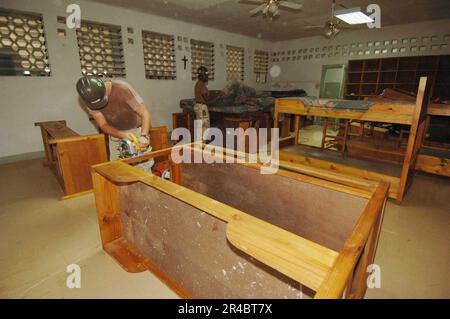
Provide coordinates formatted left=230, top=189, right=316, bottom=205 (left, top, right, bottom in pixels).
left=0, top=8, right=51, bottom=76
left=191, top=39, right=214, bottom=81
left=226, top=45, right=244, bottom=81
left=76, top=20, right=125, bottom=78
left=254, top=50, right=269, bottom=83
left=142, top=30, right=176, bottom=80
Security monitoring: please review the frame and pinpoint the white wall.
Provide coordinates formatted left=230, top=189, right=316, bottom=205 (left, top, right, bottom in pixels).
left=269, top=19, right=450, bottom=96
left=1, top=0, right=449, bottom=159
left=0, top=0, right=272, bottom=158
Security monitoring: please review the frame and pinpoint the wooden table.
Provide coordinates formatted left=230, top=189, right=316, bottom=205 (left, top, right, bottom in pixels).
left=35, top=120, right=107, bottom=199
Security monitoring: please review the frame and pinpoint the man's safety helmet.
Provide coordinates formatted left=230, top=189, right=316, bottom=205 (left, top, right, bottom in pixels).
left=76, top=76, right=108, bottom=110
left=197, top=66, right=209, bottom=81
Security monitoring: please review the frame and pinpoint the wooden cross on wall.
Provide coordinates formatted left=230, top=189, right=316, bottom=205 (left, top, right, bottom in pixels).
left=182, top=56, right=188, bottom=70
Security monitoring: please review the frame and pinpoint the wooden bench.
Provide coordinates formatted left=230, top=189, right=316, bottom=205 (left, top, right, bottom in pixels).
left=35, top=120, right=107, bottom=199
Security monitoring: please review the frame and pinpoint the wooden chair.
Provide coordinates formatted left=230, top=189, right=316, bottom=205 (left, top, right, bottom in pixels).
left=321, top=118, right=351, bottom=157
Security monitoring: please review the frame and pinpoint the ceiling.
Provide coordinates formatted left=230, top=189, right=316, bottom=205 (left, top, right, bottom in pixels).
left=87, top=0, right=450, bottom=41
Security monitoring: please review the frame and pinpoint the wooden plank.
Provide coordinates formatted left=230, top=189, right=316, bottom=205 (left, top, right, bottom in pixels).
left=279, top=151, right=399, bottom=199
left=315, top=182, right=389, bottom=299
left=276, top=99, right=415, bottom=125
left=294, top=115, right=300, bottom=145
left=56, top=134, right=107, bottom=196
left=92, top=171, right=122, bottom=245
left=103, top=238, right=147, bottom=273
left=93, top=160, right=145, bottom=183
left=427, top=103, right=450, bottom=117
left=396, top=77, right=430, bottom=204
left=60, top=189, right=93, bottom=201
left=277, top=161, right=378, bottom=195
left=149, top=126, right=169, bottom=151
left=226, top=213, right=339, bottom=292
left=415, top=154, right=450, bottom=177
left=36, top=121, right=79, bottom=139
left=379, top=88, right=450, bottom=116
left=49, top=134, right=106, bottom=145
left=185, top=143, right=375, bottom=198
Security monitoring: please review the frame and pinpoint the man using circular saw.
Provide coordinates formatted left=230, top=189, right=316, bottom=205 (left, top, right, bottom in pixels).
left=76, top=76, right=152, bottom=161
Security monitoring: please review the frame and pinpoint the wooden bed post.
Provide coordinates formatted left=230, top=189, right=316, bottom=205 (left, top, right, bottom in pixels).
left=396, top=77, right=431, bottom=204
left=91, top=171, right=122, bottom=246
left=315, top=181, right=389, bottom=299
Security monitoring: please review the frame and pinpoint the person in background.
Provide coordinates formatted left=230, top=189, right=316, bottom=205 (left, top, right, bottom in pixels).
left=194, top=66, right=227, bottom=137
left=76, top=75, right=152, bottom=160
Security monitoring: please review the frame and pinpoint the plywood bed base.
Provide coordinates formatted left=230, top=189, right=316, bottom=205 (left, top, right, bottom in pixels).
left=274, top=77, right=431, bottom=204
left=92, top=143, right=388, bottom=299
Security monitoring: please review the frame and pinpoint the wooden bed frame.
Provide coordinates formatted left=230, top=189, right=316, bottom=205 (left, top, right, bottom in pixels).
left=35, top=121, right=169, bottom=199
left=273, top=77, right=431, bottom=204
left=91, top=144, right=388, bottom=299
left=35, top=120, right=107, bottom=199
left=381, top=87, right=450, bottom=178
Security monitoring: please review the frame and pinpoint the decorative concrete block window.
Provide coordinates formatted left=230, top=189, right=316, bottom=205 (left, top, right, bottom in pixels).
left=190, top=39, right=214, bottom=81
left=226, top=45, right=244, bottom=81
left=0, top=8, right=51, bottom=76
left=254, top=50, right=268, bottom=84
left=76, top=20, right=125, bottom=78
left=143, top=30, right=176, bottom=80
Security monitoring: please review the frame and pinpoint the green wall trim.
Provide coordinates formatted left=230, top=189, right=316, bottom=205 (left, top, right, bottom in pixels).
left=0, top=151, right=45, bottom=165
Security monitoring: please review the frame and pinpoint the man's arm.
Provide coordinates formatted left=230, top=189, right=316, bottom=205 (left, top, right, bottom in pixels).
left=91, top=112, right=127, bottom=139
left=134, top=104, right=152, bottom=148
left=134, top=104, right=152, bottom=136
left=202, top=90, right=225, bottom=102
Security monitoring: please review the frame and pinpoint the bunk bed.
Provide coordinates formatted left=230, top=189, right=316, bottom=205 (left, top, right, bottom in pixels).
left=274, top=77, right=431, bottom=204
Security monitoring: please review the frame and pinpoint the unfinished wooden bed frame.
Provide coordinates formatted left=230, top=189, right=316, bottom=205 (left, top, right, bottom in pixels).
left=35, top=121, right=169, bottom=199
left=35, top=120, right=107, bottom=199
left=91, top=143, right=388, bottom=299
left=274, top=77, right=431, bottom=204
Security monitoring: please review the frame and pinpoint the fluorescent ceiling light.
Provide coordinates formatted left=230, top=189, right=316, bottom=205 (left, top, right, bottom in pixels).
left=335, top=7, right=374, bottom=24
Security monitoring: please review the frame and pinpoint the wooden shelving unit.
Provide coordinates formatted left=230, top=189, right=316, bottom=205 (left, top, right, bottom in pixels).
left=345, top=55, right=450, bottom=100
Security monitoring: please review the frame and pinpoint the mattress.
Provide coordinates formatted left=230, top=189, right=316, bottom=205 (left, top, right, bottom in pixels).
left=180, top=97, right=274, bottom=114
left=280, top=96, right=412, bottom=111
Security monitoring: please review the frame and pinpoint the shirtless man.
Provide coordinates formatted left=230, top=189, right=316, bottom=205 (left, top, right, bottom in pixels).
left=194, top=66, right=226, bottom=137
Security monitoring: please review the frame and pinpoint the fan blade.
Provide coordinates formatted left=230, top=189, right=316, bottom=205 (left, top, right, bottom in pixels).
left=239, top=0, right=265, bottom=4
left=279, top=1, right=303, bottom=11
left=303, top=25, right=324, bottom=29
left=249, top=3, right=266, bottom=15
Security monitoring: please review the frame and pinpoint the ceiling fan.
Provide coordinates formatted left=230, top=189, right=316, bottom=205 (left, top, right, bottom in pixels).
left=239, top=0, right=303, bottom=19
left=303, top=0, right=356, bottom=39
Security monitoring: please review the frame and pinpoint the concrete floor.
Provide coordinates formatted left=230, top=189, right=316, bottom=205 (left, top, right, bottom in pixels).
left=0, top=155, right=449, bottom=298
